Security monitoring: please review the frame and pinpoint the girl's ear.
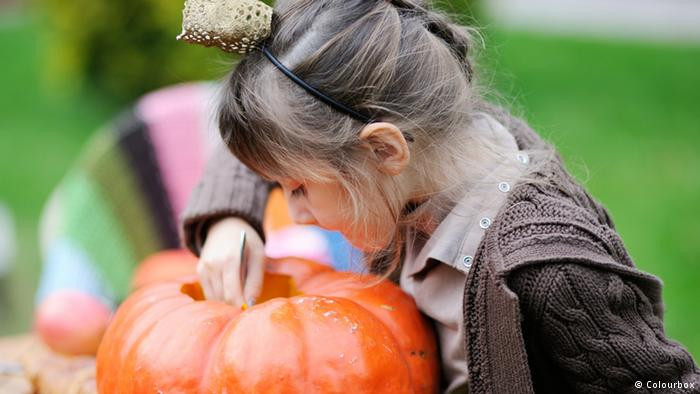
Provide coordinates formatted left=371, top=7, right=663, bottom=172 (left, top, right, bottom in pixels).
left=358, top=122, right=410, bottom=176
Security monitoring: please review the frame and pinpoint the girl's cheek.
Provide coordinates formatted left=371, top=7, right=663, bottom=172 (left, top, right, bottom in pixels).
left=307, top=194, right=345, bottom=230
left=287, top=198, right=316, bottom=225
left=311, top=210, right=344, bottom=233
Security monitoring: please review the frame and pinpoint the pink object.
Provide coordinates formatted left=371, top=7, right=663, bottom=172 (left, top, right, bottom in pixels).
left=35, top=289, right=112, bottom=355
left=137, top=83, right=216, bottom=225
left=265, top=226, right=332, bottom=264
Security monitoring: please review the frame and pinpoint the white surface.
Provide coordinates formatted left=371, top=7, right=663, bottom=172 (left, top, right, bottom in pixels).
left=484, top=0, right=700, bottom=43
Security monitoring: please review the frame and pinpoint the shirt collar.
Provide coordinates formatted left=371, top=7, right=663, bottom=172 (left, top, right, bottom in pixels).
left=403, top=112, right=529, bottom=276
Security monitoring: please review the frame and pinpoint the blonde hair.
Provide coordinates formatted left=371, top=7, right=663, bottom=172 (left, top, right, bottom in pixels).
left=218, top=0, right=555, bottom=279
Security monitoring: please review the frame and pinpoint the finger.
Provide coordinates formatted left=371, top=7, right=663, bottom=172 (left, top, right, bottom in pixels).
left=197, top=263, right=215, bottom=301
left=210, top=267, right=224, bottom=302
left=243, top=247, right=266, bottom=306
left=222, top=262, right=238, bottom=306
left=228, top=254, right=245, bottom=308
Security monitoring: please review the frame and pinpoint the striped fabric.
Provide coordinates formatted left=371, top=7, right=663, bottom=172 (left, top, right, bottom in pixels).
left=37, top=83, right=223, bottom=307
left=36, top=82, right=361, bottom=310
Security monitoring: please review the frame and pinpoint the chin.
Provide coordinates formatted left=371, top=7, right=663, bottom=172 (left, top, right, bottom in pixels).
left=332, top=222, right=394, bottom=254
left=355, top=243, right=384, bottom=254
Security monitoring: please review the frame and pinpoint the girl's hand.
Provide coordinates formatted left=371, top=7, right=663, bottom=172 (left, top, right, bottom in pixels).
left=197, top=217, right=265, bottom=308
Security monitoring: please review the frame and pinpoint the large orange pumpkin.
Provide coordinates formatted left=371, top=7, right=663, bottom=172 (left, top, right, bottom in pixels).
left=96, top=257, right=439, bottom=393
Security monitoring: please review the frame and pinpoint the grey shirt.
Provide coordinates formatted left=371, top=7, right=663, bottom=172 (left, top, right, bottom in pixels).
left=400, top=112, right=527, bottom=393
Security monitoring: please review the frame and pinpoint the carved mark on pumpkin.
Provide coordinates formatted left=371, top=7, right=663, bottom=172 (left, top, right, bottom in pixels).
left=180, top=282, right=205, bottom=301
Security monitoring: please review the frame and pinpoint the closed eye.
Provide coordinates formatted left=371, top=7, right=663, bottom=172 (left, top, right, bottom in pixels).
left=291, top=185, right=306, bottom=198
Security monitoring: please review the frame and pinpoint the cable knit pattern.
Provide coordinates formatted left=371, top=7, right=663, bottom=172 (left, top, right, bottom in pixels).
left=508, top=263, right=700, bottom=393
left=461, top=104, right=699, bottom=392
left=461, top=173, right=700, bottom=393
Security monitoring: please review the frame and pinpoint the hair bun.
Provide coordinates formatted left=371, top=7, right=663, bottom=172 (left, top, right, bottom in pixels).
left=388, top=0, right=474, bottom=81
left=422, top=9, right=474, bottom=81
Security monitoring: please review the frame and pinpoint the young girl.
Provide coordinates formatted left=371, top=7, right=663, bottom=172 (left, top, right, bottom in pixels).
left=179, top=0, right=700, bottom=392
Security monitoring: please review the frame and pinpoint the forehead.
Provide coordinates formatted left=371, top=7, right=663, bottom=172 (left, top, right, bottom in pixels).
left=253, top=161, right=315, bottom=185
left=256, top=161, right=342, bottom=188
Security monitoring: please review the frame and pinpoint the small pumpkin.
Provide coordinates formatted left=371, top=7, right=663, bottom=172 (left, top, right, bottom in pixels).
left=96, top=257, right=439, bottom=393
left=35, top=289, right=112, bottom=356
left=130, top=249, right=198, bottom=290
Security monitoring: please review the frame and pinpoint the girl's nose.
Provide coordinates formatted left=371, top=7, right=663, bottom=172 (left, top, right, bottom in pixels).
left=287, top=199, right=317, bottom=226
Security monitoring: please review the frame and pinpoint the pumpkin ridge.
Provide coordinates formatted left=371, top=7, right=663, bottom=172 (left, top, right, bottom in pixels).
left=292, top=296, right=317, bottom=394
left=98, top=286, right=190, bottom=391
left=129, top=301, right=236, bottom=392
left=203, top=297, right=308, bottom=392
left=116, top=297, right=192, bottom=392
left=198, top=303, right=248, bottom=393
left=297, top=271, right=439, bottom=393
left=106, top=284, right=195, bottom=392
left=315, top=295, right=415, bottom=393
left=96, top=284, right=174, bottom=389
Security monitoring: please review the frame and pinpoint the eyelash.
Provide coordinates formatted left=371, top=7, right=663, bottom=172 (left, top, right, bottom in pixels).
left=291, top=185, right=306, bottom=197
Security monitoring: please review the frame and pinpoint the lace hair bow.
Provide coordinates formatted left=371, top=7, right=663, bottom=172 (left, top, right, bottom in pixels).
left=176, top=0, right=380, bottom=125
left=176, top=0, right=273, bottom=54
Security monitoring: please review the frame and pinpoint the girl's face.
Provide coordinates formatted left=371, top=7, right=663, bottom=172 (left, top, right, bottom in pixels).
left=274, top=122, right=410, bottom=253
left=278, top=178, right=393, bottom=253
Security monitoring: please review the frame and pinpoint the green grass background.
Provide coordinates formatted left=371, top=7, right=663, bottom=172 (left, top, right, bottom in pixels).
left=481, top=30, right=700, bottom=359
left=0, top=10, right=118, bottom=335
left=1, top=7, right=699, bottom=360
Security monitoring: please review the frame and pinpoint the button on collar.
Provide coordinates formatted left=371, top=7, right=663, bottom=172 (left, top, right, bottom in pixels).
left=479, top=217, right=492, bottom=229
left=517, top=152, right=529, bottom=165
left=462, top=255, right=473, bottom=269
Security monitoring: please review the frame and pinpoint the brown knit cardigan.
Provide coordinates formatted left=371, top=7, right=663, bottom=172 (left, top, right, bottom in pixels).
left=182, top=105, right=700, bottom=394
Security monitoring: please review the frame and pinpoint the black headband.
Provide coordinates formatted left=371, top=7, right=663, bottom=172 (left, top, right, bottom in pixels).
left=261, top=45, right=375, bottom=124
left=260, top=45, right=415, bottom=142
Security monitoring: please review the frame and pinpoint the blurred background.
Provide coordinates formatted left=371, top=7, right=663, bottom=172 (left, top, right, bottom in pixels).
left=0, top=0, right=698, bottom=360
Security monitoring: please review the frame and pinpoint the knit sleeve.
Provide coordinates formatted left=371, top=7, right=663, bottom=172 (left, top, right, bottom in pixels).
left=508, top=262, right=700, bottom=393
left=180, top=144, right=274, bottom=255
